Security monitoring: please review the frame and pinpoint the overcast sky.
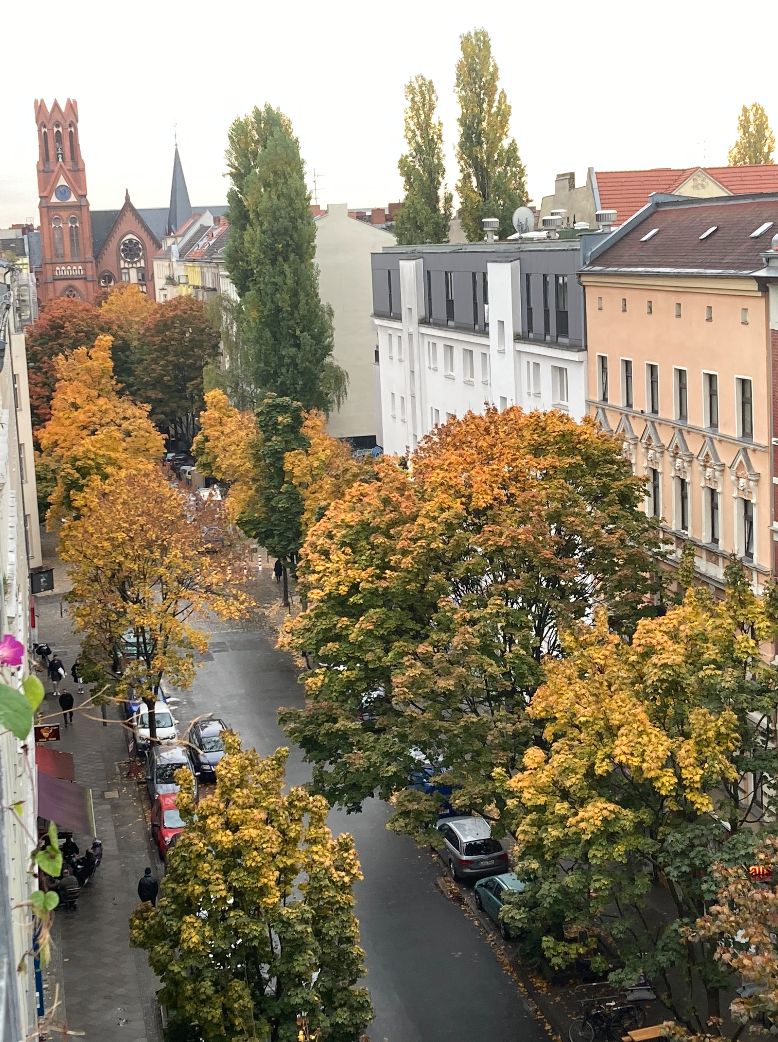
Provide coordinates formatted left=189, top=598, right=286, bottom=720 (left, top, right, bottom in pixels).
left=2, top=0, right=776, bottom=227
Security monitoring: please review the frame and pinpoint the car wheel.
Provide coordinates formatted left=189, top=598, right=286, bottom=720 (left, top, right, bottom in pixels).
left=448, top=859, right=459, bottom=881
left=474, top=891, right=483, bottom=910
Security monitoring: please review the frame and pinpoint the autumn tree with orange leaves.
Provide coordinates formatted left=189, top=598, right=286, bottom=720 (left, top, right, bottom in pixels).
left=61, top=462, right=249, bottom=736
left=193, top=388, right=258, bottom=523
left=38, top=334, right=163, bottom=525
left=281, top=407, right=663, bottom=832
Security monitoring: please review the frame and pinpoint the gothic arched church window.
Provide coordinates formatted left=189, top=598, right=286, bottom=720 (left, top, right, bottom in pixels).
left=52, top=217, right=64, bottom=260
left=68, top=216, right=80, bottom=258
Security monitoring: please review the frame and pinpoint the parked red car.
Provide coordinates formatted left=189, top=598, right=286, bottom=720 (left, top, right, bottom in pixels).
left=150, top=793, right=185, bottom=860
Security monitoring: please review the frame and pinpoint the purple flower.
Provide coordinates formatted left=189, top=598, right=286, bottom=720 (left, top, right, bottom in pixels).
left=0, top=635, right=24, bottom=667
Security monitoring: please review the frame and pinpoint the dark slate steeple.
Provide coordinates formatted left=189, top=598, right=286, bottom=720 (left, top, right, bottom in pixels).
left=167, top=144, right=192, bottom=235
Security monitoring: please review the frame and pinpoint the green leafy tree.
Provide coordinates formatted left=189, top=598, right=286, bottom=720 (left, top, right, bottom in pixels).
left=130, top=734, right=373, bottom=1042
left=225, top=104, right=346, bottom=413
left=242, top=393, right=308, bottom=606
left=505, top=565, right=778, bottom=1034
left=281, top=409, right=663, bottom=833
left=455, top=28, right=527, bottom=242
left=729, top=103, right=775, bottom=165
left=395, top=76, right=453, bottom=245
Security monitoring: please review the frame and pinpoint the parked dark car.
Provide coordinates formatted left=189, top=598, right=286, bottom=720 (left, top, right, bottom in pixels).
left=186, top=718, right=228, bottom=780
left=474, top=873, right=526, bottom=939
left=145, top=744, right=198, bottom=802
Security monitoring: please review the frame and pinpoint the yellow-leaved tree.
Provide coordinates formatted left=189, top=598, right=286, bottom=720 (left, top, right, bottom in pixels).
left=504, top=565, right=778, bottom=1034
left=60, top=462, right=250, bottom=734
left=284, top=410, right=372, bottom=534
left=38, top=334, right=164, bottom=525
left=193, top=388, right=257, bottom=522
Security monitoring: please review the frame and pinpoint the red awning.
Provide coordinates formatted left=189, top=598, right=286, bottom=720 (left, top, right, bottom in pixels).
left=35, top=746, right=75, bottom=781
left=37, top=772, right=95, bottom=836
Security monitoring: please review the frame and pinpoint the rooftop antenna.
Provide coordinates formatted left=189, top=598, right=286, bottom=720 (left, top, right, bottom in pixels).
left=311, top=169, right=325, bottom=206
left=174, top=122, right=178, bottom=148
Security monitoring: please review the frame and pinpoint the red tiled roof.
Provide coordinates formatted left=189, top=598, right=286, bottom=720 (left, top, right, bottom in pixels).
left=595, top=165, right=778, bottom=223
left=586, top=196, right=778, bottom=272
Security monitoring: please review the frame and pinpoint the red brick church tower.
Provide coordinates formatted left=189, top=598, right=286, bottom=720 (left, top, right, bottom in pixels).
left=34, top=98, right=97, bottom=303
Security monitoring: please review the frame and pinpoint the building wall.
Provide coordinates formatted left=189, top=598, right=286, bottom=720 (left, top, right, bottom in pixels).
left=0, top=329, right=37, bottom=1036
left=315, top=205, right=394, bottom=445
left=539, top=170, right=598, bottom=228
left=375, top=247, right=588, bottom=457
left=583, top=275, right=770, bottom=586
left=9, top=332, right=42, bottom=568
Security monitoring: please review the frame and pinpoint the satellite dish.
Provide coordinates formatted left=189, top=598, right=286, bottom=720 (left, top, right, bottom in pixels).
left=512, top=207, right=535, bottom=234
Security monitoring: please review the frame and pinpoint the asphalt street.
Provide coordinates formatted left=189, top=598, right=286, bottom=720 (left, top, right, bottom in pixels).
left=165, top=606, right=547, bottom=1042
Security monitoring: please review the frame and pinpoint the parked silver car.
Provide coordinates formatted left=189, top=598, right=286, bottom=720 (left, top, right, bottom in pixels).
left=436, top=815, right=509, bottom=881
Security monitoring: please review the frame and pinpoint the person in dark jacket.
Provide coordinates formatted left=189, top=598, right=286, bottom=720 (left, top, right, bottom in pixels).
left=137, top=867, right=159, bottom=906
left=48, top=655, right=65, bottom=693
left=58, top=689, right=75, bottom=727
left=61, top=834, right=79, bottom=859
left=273, top=559, right=283, bottom=584
left=71, top=658, right=83, bottom=685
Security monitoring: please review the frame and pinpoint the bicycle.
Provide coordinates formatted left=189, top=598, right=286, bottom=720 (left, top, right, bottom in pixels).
left=569, top=1000, right=645, bottom=1042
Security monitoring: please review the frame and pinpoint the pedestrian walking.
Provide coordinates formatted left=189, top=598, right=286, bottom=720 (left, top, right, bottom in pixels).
left=273, top=559, right=283, bottom=584
left=58, top=689, right=75, bottom=727
left=137, top=867, right=159, bottom=906
left=71, top=657, right=83, bottom=685
left=33, top=642, right=51, bottom=671
left=47, top=655, right=65, bottom=693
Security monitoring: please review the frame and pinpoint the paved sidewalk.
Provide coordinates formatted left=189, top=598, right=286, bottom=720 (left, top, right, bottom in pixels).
left=36, top=533, right=162, bottom=1042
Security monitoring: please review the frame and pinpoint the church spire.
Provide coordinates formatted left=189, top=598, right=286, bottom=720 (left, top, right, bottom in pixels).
left=168, top=144, right=192, bottom=235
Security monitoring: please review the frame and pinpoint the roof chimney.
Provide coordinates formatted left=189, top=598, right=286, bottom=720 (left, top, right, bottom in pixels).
left=541, top=213, right=563, bottom=239
left=483, top=217, right=500, bottom=243
left=595, top=209, right=617, bottom=233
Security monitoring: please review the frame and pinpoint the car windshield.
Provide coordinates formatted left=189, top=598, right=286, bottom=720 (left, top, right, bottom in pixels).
left=201, top=734, right=224, bottom=752
left=464, top=838, right=502, bottom=857
left=139, top=711, right=173, bottom=730
left=156, top=762, right=187, bottom=784
left=163, top=808, right=185, bottom=828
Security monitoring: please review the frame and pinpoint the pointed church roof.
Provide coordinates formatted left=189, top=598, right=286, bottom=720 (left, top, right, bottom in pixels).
left=168, top=145, right=192, bottom=236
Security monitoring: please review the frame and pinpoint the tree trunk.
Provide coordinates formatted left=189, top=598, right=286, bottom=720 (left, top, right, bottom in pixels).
left=145, top=697, right=157, bottom=741
left=282, top=563, right=290, bottom=609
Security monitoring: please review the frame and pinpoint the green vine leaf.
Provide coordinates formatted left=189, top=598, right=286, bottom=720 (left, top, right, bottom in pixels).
left=0, top=683, right=33, bottom=739
left=43, top=891, right=59, bottom=911
left=22, top=675, right=44, bottom=712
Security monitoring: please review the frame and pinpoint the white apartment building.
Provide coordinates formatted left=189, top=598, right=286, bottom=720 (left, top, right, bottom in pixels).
left=371, top=242, right=591, bottom=456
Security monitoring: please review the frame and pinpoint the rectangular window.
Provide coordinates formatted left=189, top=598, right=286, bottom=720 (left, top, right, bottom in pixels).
left=677, top=477, right=689, bottom=532
left=704, top=372, right=719, bottom=429
left=499, top=396, right=508, bottom=412
left=472, top=272, right=478, bottom=329
left=675, top=302, right=682, bottom=318
left=551, top=365, right=568, bottom=408
left=444, top=343, right=454, bottom=376
left=622, top=359, right=633, bottom=408
left=598, top=355, right=608, bottom=403
left=408, top=332, right=414, bottom=370
left=597, top=296, right=603, bottom=311
left=399, top=395, right=406, bottom=422
left=705, top=305, right=713, bottom=322
left=525, top=273, right=533, bottom=335
left=121, top=269, right=130, bottom=282
left=497, top=319, right=505, bottom=351
left=445, top=271, right=455, bottom=323
left=397, top=334, right=404, bottom=362
left=743, top=498, right=754, bottom=561
left=12, top=375, right=19, bottom=411
left=481, top=353, right=489, bottom=384
left=463, top=348, right=474, bottom=382
left=434, top=408, right=440, bottom=425
left=737, top=377, right=753, bottom=439
left=555, top=275, right=569, bottom=336
left=387, top=270, right=393, bottom=315
left=387, top=332, right=393, bottom=359
left=542, top=275, right=550, bottom=336
left=426, top=270, right=432, bottom=321
left=646, top=300, right=653, bottom=315
left=390, top=392, right=396, bottom=417
left=647, top=363, right=659, bottom=414
left=621, top=297, right=627, bottom=313
left=709, top=488, right=720, bottom=545
left=427, top=341, right=437, bottom=369
left=482, top=272, right=489, bottom=330
left=741, top=307, right=749, bottom=325
left=675, top=368, right=688, bottom=422
left=18, top=443, right=26, bottom=484
left=649, top=468, right=661, bottom=518
left=531, top=361, right=541, bottom=397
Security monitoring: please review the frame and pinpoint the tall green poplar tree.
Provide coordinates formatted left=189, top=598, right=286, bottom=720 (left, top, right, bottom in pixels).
left=395, top=76, right=453, bottom=245
left=224, top=105, right=346, bottom=412
left=455, top=29, right=527, bottom=242
left=728, top=102, right=775, bottom=165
